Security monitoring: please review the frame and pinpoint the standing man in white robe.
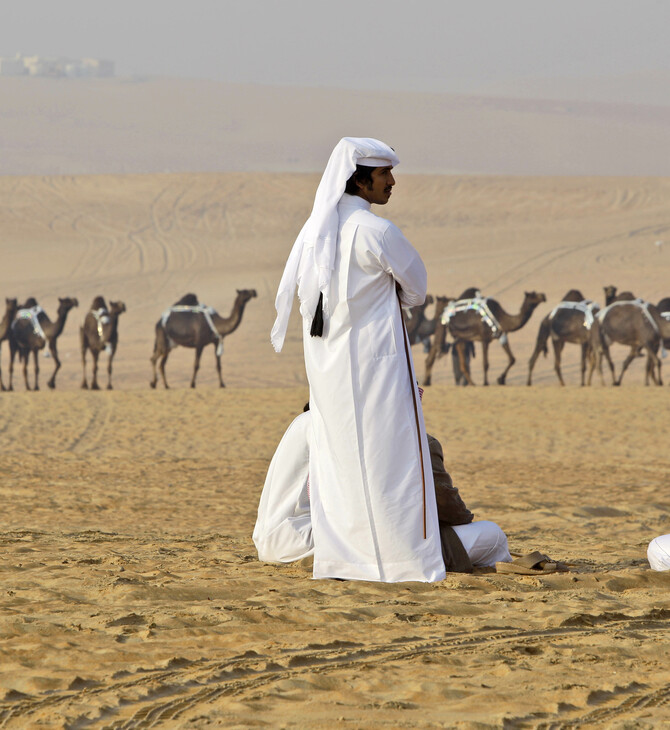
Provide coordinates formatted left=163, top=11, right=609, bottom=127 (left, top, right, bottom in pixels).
left=271, top=137, right=445, bottom=583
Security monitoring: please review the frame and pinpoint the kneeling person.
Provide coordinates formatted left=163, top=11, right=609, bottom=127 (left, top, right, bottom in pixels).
left=253, top=410, right=512, bottom=574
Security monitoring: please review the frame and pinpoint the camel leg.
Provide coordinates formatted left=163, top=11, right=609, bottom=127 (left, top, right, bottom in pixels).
left=644, top=347, right=662, bottom=386
left=552, top=339, right=566, bottom=386
left=496, top=339, right=516, bottom=385
left=527, top=319, right=550, bottom=386
left=615, top=346, right=639, bottom=386
left=8, top=343, right=16, bottom=391
left=423, top=324, right=445, bottom=386
left=27, top=350, right=37, bottom=391
left=215, top=349, right=225, bottom=388
left=80, top=330, right=89, bottom=389
left=190, top=345, right=205, bottom=388
left=47, top=342, right=60, bottom=389
left=600, top=342, right=617, bottom=385
left=452, top=345, right=464, bottom=385
left=107, top=345, right=116, bottom=390
left=158, top=352, right=170, bottom=389
left=0, top=344, right=4, bottom=391
left=578, top=342, right=589, bottom=386
left=456, top=340, right=475, bottom=386
left=91, top=350, right=101, bottom=390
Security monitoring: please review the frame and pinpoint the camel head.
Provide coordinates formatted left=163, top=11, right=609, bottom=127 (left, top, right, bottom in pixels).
left=604, top=285, right=617, bottom=303
left=425, top=294, right=434, bottom=306
left=57, top=297, right=79, bottom=316
left=236, top=289, right=258, bottom=304
left=110, top=301, right=127, bottom=316
left=5, top=298, right=18, bottom=318
left=523, top=291, right=547, bottom=309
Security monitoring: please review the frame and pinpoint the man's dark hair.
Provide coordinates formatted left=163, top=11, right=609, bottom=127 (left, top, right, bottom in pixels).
left=344, top=165, right=375, bottom=195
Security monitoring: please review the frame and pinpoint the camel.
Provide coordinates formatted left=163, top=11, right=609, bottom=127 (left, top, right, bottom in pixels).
left=604, top=285, right=635, bottom=306
left=443, top=290, right=546, bottom=386
left=527, top=289, right=601, bottom=386
left=0, top=298, right=19, bottom=391
left=80, top=297, right=127, bottom=390
left=150, top=289, right=257, bottom=389
left=591, top=299, right=670, bottom=386
left=8, top=296, right=79, bottom=391
left=423, top=292, right=476, bottom=387
left=403, top=294, right=434, bottom=350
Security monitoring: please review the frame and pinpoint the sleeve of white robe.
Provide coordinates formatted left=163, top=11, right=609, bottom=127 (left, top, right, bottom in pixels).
left=376, top=221, right=428, bottom=308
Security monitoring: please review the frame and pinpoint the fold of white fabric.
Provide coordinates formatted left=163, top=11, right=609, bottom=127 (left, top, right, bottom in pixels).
left=271, top=137, right=399, bottom=352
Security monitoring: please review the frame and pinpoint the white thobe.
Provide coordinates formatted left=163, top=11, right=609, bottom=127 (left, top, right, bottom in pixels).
left=301, top=194, right=445, bottom=582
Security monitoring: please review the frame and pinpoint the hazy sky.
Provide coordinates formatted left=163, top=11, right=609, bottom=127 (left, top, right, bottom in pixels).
left=2, top=0, right=670, bottom=93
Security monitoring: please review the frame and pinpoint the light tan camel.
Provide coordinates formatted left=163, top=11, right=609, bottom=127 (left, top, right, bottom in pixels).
left=591, top=300, right=670, bottom=386
left=446, top=291, right=546, bottom=386
left=8, top=296, right=79, bottom=390
left=423, top=289, right=479, bottom=386
left=150, top=289, right=257, bottom=389
left=0, top=298, right=19, bottom=391
left=527, top=289, right=601, bottom=386
left=80, top=297, right=127, bottom=390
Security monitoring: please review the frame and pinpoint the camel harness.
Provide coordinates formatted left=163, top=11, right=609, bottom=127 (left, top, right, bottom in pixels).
left=549, top=299, right=599, bottom=330
left=12, top=307, right=48, bottom=348
left=441, top=296, right=508, bottom=345
left=161, top=305, right=224, bottom=356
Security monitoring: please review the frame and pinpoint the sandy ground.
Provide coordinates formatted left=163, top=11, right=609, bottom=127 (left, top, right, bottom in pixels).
left=0, top=173, right=669, bottom=727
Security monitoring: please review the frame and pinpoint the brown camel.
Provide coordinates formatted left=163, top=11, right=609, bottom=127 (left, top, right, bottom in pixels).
left=604, top=285, right=635, bottom=306
left=0, top=298, right=19, bottom=391
left=8, top=296, right=79, bottom=390
left=403, top=294, right=434, bottom=348
left=527, top=289, right=601, bottom=386
left=80, top=297, right=127, bottom=390
left=423, top=290, right=477, bottom=386
left=591, top=299, right=670, bottom=386
left=445, top=290, right=546, bottom=386
left=150, top=289, right=257, bottom=389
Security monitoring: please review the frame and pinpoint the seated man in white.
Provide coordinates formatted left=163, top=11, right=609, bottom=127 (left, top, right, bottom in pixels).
left=648, top=534, right=670, bottom=571
left=253, top=408, right=512, bottom=574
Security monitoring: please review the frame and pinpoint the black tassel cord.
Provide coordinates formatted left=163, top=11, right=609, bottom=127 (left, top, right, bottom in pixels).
left=310, top=292, right=324, bottom=337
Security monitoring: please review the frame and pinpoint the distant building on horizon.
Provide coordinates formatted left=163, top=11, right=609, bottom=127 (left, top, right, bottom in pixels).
left=0, top=54, right=115, bottom=78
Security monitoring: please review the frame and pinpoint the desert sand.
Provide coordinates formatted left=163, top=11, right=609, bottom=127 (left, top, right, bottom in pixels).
left=0, top=172, right=669, bottom=728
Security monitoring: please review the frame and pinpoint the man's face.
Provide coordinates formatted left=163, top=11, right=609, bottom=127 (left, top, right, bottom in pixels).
left=357, top=166, right=395, bottom=205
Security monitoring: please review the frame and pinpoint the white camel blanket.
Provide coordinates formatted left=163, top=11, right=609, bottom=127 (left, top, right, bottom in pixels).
left=91, top=308, right=112, bottom=354
left=441, top=296, right=508, bottom=344
left=161, top=305, right=223, bottom=356
left=549, top=299, right=599, bottom=330
left=13, top=306, right=47, bottom=345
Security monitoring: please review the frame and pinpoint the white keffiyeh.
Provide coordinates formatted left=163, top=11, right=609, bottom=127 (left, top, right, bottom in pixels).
left=270, top=137, right=399, bottom=352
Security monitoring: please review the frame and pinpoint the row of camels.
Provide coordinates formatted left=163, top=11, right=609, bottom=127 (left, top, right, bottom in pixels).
left=0, top=290, right=257, bottom=391
left=404, top=285, right=670, bottom=387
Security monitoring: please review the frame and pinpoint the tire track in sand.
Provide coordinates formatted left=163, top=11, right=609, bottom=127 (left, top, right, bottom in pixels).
left=0, top=611, right=666, bottom=728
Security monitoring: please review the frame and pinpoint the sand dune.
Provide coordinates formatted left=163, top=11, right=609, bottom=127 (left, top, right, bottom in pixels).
left=2, top=77, right=670, bottom=176
left=0, top=172, right=669, bottom=727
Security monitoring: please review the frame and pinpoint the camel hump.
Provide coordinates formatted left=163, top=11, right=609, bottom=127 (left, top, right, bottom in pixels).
left=458, top=287, right=481, bottom=300
left=174, top=293, right=199, bottom=306
left=91, top=295, right=107, bottom=311
left=21, top=297, right=38, bottom=309
left=562, top=289, right=584, bottom=302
